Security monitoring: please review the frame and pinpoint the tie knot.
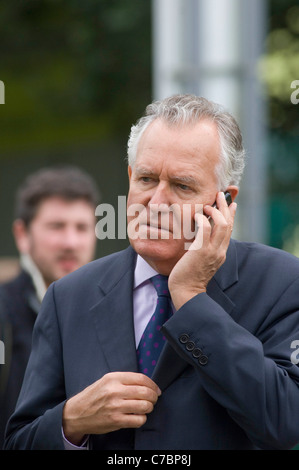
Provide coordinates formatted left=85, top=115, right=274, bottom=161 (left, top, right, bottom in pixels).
left=151, top=274, right=170, bottom=297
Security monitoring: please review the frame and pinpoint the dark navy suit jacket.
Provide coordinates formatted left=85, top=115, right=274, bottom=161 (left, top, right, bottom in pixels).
left=0, top=270, right=39, bottom=449
left=4, top=240, right=299, bottom=449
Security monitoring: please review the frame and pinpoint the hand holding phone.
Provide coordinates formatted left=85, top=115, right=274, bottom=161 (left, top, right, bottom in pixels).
left=208, top=191, right=232, bottom=223
left=212, top=191, right=232, bottom=209
left=168, top=190, right=237, bottom=310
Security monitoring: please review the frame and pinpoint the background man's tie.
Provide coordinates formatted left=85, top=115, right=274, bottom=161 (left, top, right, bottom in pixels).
left=137, top=274, right=172, bottom=377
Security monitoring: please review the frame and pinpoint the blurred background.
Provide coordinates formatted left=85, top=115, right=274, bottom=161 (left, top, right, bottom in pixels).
left=0, top=0, right=299, bottom=281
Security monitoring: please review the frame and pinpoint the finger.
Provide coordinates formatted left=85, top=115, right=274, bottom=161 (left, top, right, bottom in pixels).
left=122, top=384, right=160, bottom=404
left=116, top=413, right=148, bottom=430
left=219, top=201, right=237, bottom=242
left=203, top=205, right=229, bottom=244
left=216, top=192, right=237, bottom=234
left=130, top=373, right=162, bottom=396
left=220, top=203, right=237, bottom=251
left=120, top=398, right=155, bottom=415
left=106, top=371, right=161, bottom=396
left=193, top=212, right=212, bottom=249
left=204, top=198, right=237, bottom=247
left=216, top=191, right=231, bottom=213
left=205, top=192, right=232, bottom=222
left=229, top=201, right=237, bottom=219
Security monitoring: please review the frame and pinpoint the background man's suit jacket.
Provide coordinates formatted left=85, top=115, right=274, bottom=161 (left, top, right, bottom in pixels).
left=4, top=240, right=299, bottom=450
left=0, top=270, right=40, bottom=449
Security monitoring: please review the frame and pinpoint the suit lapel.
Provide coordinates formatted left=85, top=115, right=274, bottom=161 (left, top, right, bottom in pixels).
left=152, top=240, right=239, bottom=390
left=27, top=292, right=41, bottom=315
left=89, top=247, right=139, bottom=373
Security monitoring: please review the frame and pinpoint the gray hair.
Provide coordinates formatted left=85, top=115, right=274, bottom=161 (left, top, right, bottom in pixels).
left=127, top=94, right=245, bottom=189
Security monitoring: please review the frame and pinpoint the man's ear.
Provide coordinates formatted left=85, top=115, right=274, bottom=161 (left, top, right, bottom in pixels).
left=128, top=165, right=132, bottom=181
left=226, top=186, right=239, bottom=202
left=12, top=219, right=31, bottom=254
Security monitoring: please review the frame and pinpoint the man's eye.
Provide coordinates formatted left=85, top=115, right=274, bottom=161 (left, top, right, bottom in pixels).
left=141, top=177, right=152, bottom=183
left=77, top=225, right=90, bottom=232
left=48, top=223, right=64, bottom=230
left=178, top=184, right=191, bottom=191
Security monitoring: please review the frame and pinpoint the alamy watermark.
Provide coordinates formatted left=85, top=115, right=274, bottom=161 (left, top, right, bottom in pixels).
left=0, top=80, right=4, bottom=104
left=0, top=341, right=4, bottom=364
left=95, top=196, right=204, bottom=250
left=290, top=340, right=299, bottom=365
left=290, top=80, right=299, bottom=105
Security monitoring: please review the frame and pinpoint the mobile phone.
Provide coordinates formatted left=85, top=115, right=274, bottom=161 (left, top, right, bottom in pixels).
left=212, top=191, right=232, bottom=208
left=207, top=191, right=232, bottom=223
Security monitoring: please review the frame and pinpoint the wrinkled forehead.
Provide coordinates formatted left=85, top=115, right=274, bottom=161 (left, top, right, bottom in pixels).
left=134, top=118, right=221, bottom=174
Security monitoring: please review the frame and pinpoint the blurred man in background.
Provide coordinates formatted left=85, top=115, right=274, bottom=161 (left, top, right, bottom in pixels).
left=0, top=165, right=100, bottom=448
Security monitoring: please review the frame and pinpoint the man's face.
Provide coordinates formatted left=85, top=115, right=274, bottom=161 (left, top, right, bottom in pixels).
left=16, top=197, right=96, bottom=286
left=127, top=118, right=221, bottom=274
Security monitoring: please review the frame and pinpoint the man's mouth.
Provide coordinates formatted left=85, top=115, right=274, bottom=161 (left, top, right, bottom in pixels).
left=57, top=256, right=79, bottom=270
left=137, top=222, right=174, bottom=239
left=146, top=222, right=172, bottom=231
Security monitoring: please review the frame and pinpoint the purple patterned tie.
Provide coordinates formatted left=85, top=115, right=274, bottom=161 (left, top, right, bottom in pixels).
left=137, top=274, right=172, bottom=377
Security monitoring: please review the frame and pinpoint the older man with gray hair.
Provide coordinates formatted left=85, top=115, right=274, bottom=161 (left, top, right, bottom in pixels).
left=4, top=95, right=299, bottom=450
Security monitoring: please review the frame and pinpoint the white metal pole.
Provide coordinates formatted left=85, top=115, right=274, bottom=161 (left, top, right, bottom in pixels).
left=238, top=0, right=269, bottom=243
left=151, top=0, right=268, bottom=243
left=152, top=0, right=184, bottom=100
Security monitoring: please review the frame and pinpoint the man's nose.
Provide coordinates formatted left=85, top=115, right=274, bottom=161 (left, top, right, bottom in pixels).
left=148, top=182, right=171, bottom=207
left=61, top=228, right=81, bottom=249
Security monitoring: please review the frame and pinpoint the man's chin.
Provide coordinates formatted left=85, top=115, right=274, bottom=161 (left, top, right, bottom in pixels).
left=51, top=265, right=80, bottom=281
left=129, top=237, right=184, bottom=265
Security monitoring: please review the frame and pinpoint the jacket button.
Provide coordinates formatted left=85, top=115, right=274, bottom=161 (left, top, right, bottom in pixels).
left=179, top=334, right=189, bottom=344
left=198, top=355, right=208, bottom=366
left=192, top=348, right=203, bottom=358
left=186, top=341, right=195, bottom=351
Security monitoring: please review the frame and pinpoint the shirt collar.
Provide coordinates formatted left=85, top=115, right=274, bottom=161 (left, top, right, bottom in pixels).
left=20, top=254, right=47, bottom=304
left=134, top=254, right=159, bottom=289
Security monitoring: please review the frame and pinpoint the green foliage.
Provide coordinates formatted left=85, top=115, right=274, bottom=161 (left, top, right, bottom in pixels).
left=259, top=1, right=299, bottom=132
left=0, top=0, right=152, bottom=153
left=261, top=0, right=299, bottom=253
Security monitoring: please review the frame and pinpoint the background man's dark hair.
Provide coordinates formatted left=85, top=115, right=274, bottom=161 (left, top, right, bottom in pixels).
left=15, top=166, right=100, bottom=227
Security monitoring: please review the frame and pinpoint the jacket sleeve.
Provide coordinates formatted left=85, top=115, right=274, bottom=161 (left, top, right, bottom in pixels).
left=4, top=283, right=66, bottom=450
left=161, top=276, right=299, bottom=450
